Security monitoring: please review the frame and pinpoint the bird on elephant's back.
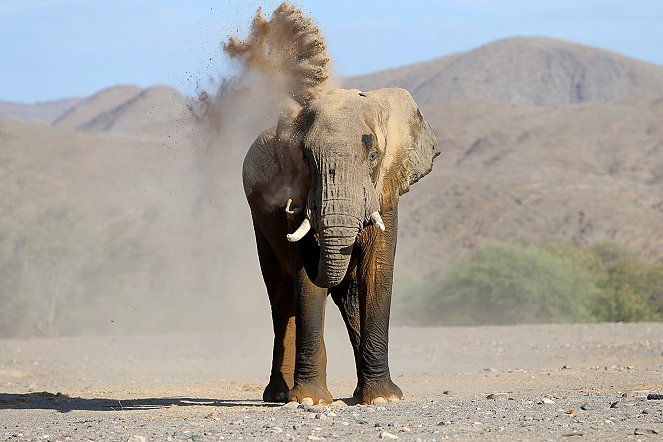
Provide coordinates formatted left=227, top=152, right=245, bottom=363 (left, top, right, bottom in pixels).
left=243, top=86, right=440, bottom=405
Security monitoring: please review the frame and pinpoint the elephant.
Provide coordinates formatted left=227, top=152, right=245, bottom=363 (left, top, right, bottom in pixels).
left=242, top=87, right=440, bottom=405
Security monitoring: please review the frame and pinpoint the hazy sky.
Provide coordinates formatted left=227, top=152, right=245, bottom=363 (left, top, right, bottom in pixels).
left=1, top=0, right=662, bottom=103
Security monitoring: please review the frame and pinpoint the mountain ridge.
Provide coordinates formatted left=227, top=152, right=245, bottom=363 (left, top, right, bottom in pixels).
left=4, top=37, right=663, bottom=126
left=345, top=37, right=663, bottom=106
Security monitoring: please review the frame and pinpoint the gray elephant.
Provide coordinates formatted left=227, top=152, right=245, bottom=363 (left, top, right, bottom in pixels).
left=243, top=87, right=440, bottom=404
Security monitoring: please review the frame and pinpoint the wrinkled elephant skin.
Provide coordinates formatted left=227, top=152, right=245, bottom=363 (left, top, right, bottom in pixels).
left=243, top=87, right=440, bottom=404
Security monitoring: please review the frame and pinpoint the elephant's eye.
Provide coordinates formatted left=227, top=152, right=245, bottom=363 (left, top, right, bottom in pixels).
left=362, top=134, right=374, bottom=147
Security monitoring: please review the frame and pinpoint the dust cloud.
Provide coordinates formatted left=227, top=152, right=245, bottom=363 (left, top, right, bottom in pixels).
left=0, top=3, right=339, bottom=338
left=180, top=2, right=335, bottom=331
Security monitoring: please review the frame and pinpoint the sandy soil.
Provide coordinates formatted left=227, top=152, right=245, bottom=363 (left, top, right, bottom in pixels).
left=1, top=323, right=662, bottom=441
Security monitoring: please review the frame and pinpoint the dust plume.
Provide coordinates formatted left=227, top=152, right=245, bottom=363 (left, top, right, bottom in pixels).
left=173, top=2, right=336, bottom=331
left=0, top=3, right=336, bottom=338
left=224, top=2, right=332, bottom=106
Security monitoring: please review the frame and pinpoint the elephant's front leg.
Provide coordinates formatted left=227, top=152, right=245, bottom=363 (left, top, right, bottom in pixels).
left=288, top=266, right=333, bottom=405
left=355, top=208, right=403, bottom=404
left=252, top=221, right=296, bottom=402
left=330, top=277, right=362, bottom=395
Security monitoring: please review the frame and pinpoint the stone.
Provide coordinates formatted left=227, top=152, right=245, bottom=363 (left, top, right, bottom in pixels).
left=634, top=428, right=658, bottom=435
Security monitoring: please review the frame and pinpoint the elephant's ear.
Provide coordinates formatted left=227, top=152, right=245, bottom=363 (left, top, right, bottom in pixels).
left=368, top=88, right=440, bottom=211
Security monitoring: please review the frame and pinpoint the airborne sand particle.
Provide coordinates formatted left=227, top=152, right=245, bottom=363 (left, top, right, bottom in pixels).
left=184, top=2, right=346, bottom=332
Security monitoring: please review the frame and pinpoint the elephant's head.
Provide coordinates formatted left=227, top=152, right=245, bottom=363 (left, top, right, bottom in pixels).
left=284, top=88, right=440, bottom=288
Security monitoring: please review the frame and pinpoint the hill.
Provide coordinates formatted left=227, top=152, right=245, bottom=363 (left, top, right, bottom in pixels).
left=395, top=96, right=663, bottom=281
left=0, top=97, right=81, bottom=125
left=346, top=37, right=663, bottom=106
left=19, top=84, right=193, bottom=134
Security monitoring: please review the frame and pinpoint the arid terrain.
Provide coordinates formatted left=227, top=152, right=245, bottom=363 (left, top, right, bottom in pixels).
left=1, top=323, right=662, bottom=440
left=2, top=37, right=663, bottom=336
left=1, top=32, right=663, bottom=440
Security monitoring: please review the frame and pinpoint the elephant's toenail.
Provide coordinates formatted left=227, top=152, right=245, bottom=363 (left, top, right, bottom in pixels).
left=301, top=397, right=314, bottom=406
left=372, top=397, right=387, bottom=405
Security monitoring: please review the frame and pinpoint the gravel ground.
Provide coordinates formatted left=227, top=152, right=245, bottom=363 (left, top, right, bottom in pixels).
left=1, top=323, right=662, bottom=441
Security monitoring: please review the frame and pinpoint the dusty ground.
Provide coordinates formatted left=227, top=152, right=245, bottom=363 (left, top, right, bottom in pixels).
left=1, top=322, right=662, bottom=441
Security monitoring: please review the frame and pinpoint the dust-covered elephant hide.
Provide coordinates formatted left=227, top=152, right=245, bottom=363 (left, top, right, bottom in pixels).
left=243, top=86, right=439, bottom=405
left=238, top=3, right=440, bottom=405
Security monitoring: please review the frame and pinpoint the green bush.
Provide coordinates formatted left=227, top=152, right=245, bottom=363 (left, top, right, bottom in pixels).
left=585, top=243, right=661, bottom=322
left=402, top=240, right=662, bottom=326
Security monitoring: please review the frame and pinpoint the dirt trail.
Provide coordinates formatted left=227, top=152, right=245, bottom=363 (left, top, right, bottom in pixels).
left=1, top=323, right=662, bottom=440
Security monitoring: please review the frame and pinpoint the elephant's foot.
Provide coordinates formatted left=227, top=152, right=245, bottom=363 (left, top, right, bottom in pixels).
left=354, top=377, right=403, bottom=405
left=262, top=374, right=293, bottom=403
left=288, top=380, right=333, bottom=405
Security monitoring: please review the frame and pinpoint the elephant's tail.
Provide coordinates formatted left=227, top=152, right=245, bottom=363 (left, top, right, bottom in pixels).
left=223, top=2, right=333, bottom=106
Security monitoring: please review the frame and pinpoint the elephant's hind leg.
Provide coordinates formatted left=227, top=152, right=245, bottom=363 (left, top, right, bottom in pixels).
left=253, top=220, right=296, bottom=402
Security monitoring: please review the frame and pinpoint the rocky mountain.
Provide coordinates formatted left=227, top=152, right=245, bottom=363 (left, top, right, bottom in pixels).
left=395, top=97, right=663, bottom=279
left=346, top=37, right=663, bottom=106
left=55, top=85, right=191, bottom=134
left=53, top=85, right=143, bottom=129
left=0, top=97, right=82, bottom=125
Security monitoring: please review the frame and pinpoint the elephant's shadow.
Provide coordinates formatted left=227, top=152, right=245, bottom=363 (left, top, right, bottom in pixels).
left=0, top=391, right=280, bottom=413
left=0, top=392, right=360, bottom=412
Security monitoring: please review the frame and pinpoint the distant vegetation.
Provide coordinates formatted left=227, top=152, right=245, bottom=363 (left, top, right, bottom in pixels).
left=0, top=205, right=212, bottom=338
left=2, top=207, right=661, bottom=337
left=398, top=240, right=663, bottom=325
left=0, top=206, right=133, bottom=337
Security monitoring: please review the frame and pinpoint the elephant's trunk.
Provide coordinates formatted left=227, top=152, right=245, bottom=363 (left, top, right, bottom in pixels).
left=313, top=220, right=359, bottom=288
left=303, top=155, right=380, bottom=288
left=306, top=209, right=361, bottom=288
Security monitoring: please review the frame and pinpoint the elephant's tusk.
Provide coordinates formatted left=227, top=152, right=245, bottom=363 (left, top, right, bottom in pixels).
left=285, top=198, right=303, bottom=215
left=370, top=211, right=386, bottom=232
left=285, top=199, right=295, bottom=215
left=287, top=218, right=311, bottom=242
